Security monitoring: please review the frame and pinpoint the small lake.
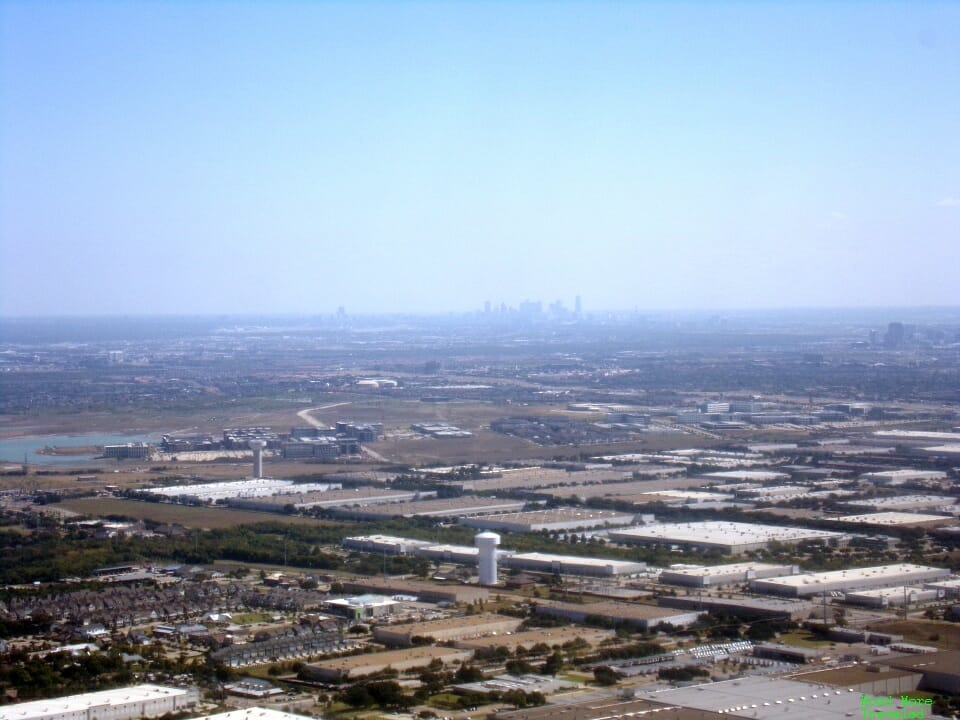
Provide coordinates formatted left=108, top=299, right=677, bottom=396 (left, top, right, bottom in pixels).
left=0, top=433, right=159, bottom=466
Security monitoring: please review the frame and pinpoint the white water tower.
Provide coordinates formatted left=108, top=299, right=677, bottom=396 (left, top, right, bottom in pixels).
left=475, top=531, right=501, bottom=585
left=249, top=439, right=267, bottom=478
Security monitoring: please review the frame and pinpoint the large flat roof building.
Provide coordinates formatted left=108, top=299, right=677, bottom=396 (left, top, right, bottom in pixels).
left=343, top=534, right=646, bottom=578
left=330, top=496, right=526, bottom=520
left=842, top=495, right=957, bottom=512
left=533, top=599, right=701, bottom=629
left=461, top=508, right=636, bottom=533
left=343, top=535, right=433, bottom=555
left=830, top=511, right=955, bottom=527
left=843, top=586, right=941, bottom=608
left=749, top=563, right=951, bottom=598
left=861, top=469, right=948, bottom=485
left=0, top=686, right=199, bottom=720
left=197, top=711, right=311, bottom=720
left=659, top=562, right=799, bottom=588
left=504, top=552, right=646, bottom=577
left=643, top=676, right=895, bottom=720
left=924, top=577, right=960, bottom=597
left=609, top=521, right=847, bottom=554
left=657, top=595, right=812, bottom=621
left=700, top=470, right=790, bottom=483
left=494, top=697, right=726, bottom=720
left=145, top=479, right=337, bottom=503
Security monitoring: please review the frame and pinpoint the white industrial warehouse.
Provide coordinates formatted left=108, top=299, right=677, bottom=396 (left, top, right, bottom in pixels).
left=0, top=685, right=199, bottom=720
left=860, top=469, right=948, bottom=484
left=506, top=552, right=646, bottom=577
left=461, top=508, right=636, bottom=533
left=197, top=711, right=311, bottom=720
left=748, top=563, right=951, bottom=598
left=343, top=535, right=434, bottom=555
left=608, top=521, right=847, bottom=554
left=659, top=562, right=799, bottom=587
left=924, top=577, right=960, bottom=598
left=832, top=511, right=954, bottom=526
left=342, top=534, right=645, bottom=578
left=843, top=494, right=957, bottom=511
left=843, top=586, right=942, bottom=608
left=701, top=470, right=790, bottom=482
left=143, top=478, right=337, bottom=503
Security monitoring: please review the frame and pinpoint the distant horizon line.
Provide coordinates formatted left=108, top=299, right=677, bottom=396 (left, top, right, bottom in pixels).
left=2, top=304, right=960, bottom=321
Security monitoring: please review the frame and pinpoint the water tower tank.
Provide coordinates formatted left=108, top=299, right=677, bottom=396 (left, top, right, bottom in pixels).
left=475, top=531, right=501, bottom=585
left=249, top=439, right=267, bottom=479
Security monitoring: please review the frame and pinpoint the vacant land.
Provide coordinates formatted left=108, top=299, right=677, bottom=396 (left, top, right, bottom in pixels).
left=865, top=619, right=960, bottom=650
left=4, top=392, right=713, bottom=470
left=0, top=400, right=317, bottom=440
left=776, top=630, right=833, bottom=648
left=56, top=497, right=337, bottom=529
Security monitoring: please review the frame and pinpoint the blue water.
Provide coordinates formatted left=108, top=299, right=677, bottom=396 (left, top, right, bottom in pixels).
left=0, top=433, right=159, bottom=466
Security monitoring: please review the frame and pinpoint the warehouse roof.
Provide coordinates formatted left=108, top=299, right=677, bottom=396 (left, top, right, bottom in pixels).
left=831, top=512, right=954, bottom=526
left=0, top=685, right=191, bottom=720
left=754, top=563, right=947, bottom=588
left=643, top=676, right=887, bottom=720
left=508, top=552, right=646, bottom=571
left=469, top=508, right=634, bottom=524
left=662, top=562, right=795, bottom=578
left=611, top=521, right=844, bottom=545
left=844, top=586, right=936, bottom=599
left=198, top=711, right=311, bottom=720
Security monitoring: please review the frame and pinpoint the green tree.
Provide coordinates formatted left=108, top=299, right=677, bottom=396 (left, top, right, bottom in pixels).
left=593, top=666, right=621, bottom=686
left=540, top=650, right=563, bottom=676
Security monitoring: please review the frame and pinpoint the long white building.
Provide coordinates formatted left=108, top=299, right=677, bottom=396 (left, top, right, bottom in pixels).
left=0, top=685, right=198, bottom=720
left=143, top=478, right=337, bottom=503
left=749, top=563, right=951, bottom=598
left=461, top=508, right=636, bottom=532
left=660, top=562, right=798, bottom=588
left=609, top=521, right=847, bottom=554
left=505, top=552, right=646, bottom=577
left=342, top=534, right=644, bottom=577
left=198, top=710, right=311, bottom=720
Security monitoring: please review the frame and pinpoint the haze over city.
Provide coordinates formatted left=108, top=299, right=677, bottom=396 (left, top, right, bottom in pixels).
left=1, top=1, right=958, bottom=316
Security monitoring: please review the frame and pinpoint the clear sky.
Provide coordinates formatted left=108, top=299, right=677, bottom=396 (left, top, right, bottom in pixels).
left=1, top=0, right=958, bottom=316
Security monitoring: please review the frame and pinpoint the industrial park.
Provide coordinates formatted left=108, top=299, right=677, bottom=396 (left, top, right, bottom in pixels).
left=2, top=0, right=959, bottom=719
left=0, top=307, right=959, bottom=720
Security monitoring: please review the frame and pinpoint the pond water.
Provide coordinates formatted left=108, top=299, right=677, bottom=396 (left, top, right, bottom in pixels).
left=0, top=433, right=159, bottom=466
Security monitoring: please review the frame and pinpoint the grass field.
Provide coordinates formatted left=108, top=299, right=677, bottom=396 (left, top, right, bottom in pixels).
left=56, top=497, right=335, bottom=529
left=777, top=630, right=833, bottom=648
left=865, top=619, right=960, bottom=650
left=231, top=612, right=274, bottom=625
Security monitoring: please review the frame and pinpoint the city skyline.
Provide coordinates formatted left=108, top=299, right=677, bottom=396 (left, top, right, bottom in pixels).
left=1, top=1, right=958, bottom=317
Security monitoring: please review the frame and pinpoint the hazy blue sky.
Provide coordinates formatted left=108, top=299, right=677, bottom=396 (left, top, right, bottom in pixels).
left=1, top=1, right=958, bottom=316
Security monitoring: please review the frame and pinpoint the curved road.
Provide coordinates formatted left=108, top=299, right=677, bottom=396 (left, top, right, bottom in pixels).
left=296, top=402, right=390, bottom=462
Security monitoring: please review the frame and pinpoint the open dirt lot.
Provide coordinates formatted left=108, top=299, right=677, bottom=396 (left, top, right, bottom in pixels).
left=56, top=497, right=338, bottom=529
